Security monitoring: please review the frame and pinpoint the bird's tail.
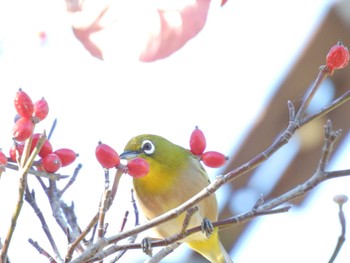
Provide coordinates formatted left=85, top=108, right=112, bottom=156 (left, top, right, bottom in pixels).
left=187, top=232, right=233, bottom=263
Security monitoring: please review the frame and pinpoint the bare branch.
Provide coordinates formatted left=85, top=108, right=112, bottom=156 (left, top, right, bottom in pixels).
left=6, top=162, right=69, bottom=180
left=60, top=164, right=83, bottom=195
left=294, top=66, right=329, bottom=121
left=301, top=89, right=350, bottom=126
left=28, top=238, right=58, bottom=263
left=65, top=170, right=123, bottom=262
left=24, top=186, right=62, bottom=261
left=1, top=133, right=47, bottom=262
left=97, top=190, right=111, bottom=239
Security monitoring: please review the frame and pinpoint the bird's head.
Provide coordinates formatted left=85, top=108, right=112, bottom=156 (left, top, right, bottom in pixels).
left=120, top=134, right=190, bottom=174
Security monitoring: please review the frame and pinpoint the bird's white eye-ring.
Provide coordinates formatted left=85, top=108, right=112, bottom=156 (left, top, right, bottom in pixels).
left=141, top=140, right=155, bottom=155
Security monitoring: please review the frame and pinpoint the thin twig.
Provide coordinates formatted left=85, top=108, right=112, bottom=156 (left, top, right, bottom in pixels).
left=130, top=189, right=139, bottom=226
left=94, top=207, right=200, bottom=262
left=6, top=162, right=68, bottom=180
left=60, top=164, right=83, bottom=195
left=301, top=89, right=350, bottom=126
left=97, top=190, right=111, bottom=239
left=111, top=190, right=139, bottom=260
left=294, top=66, right=329, bottom=121
left=24, top=185, right=62, bottom=261
left=0, top=239, right=10, bottom=263
left=145, top=243, right=181, bottom=263
left=0, top=133, right=46, bottom=262
left=109, top=190, right=142, bottom=262
left=65, top=170, right=124, bottom=262
left=329, top=195, right=348, bottom=263
left=28, top=238, right=58, bottom=263
left=91, top=204, right=290, bottom=259
left=65, top=213, right=99, bottom=263
left=48, top=179, right=69, bottom=235
left=48, top=119, right=57, bottom=140
left=318, top=120, right=342, bottom=172
left=60, top=201, right=81, bottom=243
left=120, top=211, right=129, bottom=232
left=144, top=207, right=198, bottom=263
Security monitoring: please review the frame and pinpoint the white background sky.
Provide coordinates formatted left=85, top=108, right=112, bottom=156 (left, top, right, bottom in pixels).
left=1, top=0, right=350, bottom=262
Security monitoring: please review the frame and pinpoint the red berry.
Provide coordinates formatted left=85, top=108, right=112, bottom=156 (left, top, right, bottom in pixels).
left=201, top=151, right=227, bottom=168
left=9, top=143, right=24, bottom=161
left=54, top=148, right=77, bottom=167
left=0, top=150, right=7, bottom=168
left=190, top=126, right=206, bottom=156
left=30, top=133, right=53, bottom=158
left=42, top=153, right=62, bottom=173
left=127, top=158, right=150, bottom=178
left=95, top=142, right=120, bottom=168
left=33, top=98, right=49, bottom=122
left=12, top=117, right=34, bottom=141
left=14, top=89, right=34, bottom=118
left=326, top=41, right=349, bottom=72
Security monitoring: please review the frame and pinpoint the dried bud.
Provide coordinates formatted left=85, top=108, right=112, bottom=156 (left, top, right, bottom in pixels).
left=333, top=194, right=348, bottom=205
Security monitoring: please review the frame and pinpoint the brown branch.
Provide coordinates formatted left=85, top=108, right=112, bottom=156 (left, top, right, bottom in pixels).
left=89, top=204, right=290, bottom=260
left=92, top=206, right=201, bottom=262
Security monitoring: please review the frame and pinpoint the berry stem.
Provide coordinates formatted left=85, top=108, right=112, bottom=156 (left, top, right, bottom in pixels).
left=294, top=66, right=329, bottom=122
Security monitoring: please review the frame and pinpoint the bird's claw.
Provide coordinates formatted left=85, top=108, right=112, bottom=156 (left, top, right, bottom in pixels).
left=141, top=237, right=153, bottom=257
left=201, top=218, right=214, bottom=239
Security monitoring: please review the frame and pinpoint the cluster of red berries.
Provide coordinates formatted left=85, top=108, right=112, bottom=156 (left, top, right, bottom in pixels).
left=0, top=89, right=78, bottom=173
left=95, top=142, right=149, bottom=178
left=326, top=41, right=349, bottom=74
left=189, top=126, right=228, bottom=168
left=12, top=89, right=49, bottom=141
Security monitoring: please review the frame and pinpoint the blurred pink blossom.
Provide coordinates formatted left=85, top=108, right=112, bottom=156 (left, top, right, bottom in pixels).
left=67, top=0, right=212, bottom=62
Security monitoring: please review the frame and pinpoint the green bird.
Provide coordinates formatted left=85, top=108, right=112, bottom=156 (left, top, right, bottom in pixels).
left=121, top=134, right=233, bottom=263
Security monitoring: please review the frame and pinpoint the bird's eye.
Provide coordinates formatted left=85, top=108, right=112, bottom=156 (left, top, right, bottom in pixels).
left=141, top=140, right=155, bottom=155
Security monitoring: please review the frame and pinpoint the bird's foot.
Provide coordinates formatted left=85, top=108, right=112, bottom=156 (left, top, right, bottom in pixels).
left=141, top=237, right=153, bottom=257
left=201, top=218, right=214, bottom=239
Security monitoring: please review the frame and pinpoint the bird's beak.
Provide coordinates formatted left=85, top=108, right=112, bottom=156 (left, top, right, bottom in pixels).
left=120, top=150, right=140, bottom=160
